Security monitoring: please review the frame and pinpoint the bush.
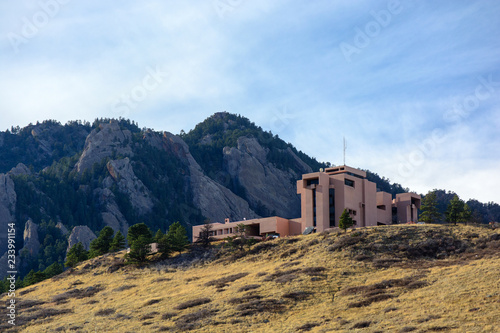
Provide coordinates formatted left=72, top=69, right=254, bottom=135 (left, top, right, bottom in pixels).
left=204, top=273, right=248, bottom=289
left=238, top=284, right=261, bottom=292
left=95, top=308, right=116, bottom=316
left=175, top=298, right=211, bottom=310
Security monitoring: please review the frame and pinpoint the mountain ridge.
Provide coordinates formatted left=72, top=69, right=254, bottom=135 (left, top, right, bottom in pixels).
left=0, top=113, right=498, bottom=281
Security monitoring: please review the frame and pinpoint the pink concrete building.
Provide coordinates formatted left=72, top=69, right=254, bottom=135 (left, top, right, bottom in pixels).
left=192, top=165, right=421, bottom=241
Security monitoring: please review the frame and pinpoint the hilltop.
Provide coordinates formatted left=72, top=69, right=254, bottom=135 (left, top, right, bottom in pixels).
left=0, top=113, right=499, bottom=283
left=1, top=224, right=499, bottom=332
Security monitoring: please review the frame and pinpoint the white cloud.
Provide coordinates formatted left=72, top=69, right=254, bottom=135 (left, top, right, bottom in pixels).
left=0, top=0, right=499, bottom=204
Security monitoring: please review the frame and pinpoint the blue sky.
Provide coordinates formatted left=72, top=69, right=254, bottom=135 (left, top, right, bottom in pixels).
left=1, top=0, right=499, bottom=203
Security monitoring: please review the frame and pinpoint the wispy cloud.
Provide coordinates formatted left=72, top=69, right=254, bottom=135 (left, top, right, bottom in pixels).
left=0, top=0, right=499, bottom=203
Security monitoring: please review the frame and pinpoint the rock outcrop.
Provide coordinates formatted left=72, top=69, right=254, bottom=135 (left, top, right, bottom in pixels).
left=94, top=188, right=129, bottom=236
left=223, top=137, right=310, bottom=218
left=106, top=158, right=154, bottom=216
left=8, top=163, right=31, bottom=177
left=162, top=132, right=258, bottom=223
left=75, top=121, right=133, bottom=173
left=56, top=222, right=69, bottom=236
left=67, top=226, right=97, bottom=252
left=22, top=219, right=40, bottom=257
left=0, top=173, right=16, bottom=257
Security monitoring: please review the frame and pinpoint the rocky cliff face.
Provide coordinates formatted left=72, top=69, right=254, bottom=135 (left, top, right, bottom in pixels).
left=67, top=226, right=97, bottom=252
left=106, top=158, right=154, bottom=216
left=75, top=121, right=133, bottom=173
left=56, top=222, right=69, bottom=236
left=22, top=219, right=40, bottom=257
left=0, top=173, right=16, bottom=258
left=8, top=163, right=31, bottom=177
left=162, top=132, right=258, bottom=223
left=94, top=188, right=129, bottom=237
left=223, top=137, right=310, bottom=218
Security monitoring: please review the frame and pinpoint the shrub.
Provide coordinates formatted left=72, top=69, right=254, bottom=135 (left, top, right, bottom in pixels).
left=95, top=308, right=116, bottom=316
left=282, top=291, right=312, bottom=301
left=352, top=321, right=372, bottom=329
left=205, top=273, right=248, bottom=289
left=236, top=298, right=285, bottom=316
left=143, top=299, right=162, bottom=306
left=112, top=285, right=136, bottom=292
left=140, top=312, right=159, bottom=320
left=175, top=309, right=218, bottom=331
left=162, top=312, right=177, bottom=320
left=175, top=298, right=211, bottom=310
left=227, top=294, right=262, bottom=305
left=238, top=284, right=261, bottom=292
left=348, top=294, right=394, bottom=308
left=297, top=322, right=321, bottom=331
left=52, top=285, right=103, bottom=304
left=301, top=266, right=326, bottom=276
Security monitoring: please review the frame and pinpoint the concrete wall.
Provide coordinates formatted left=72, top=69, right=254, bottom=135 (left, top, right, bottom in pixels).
left=376, top=191, right=393, bottom=224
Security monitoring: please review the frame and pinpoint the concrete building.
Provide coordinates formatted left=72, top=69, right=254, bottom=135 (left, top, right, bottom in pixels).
left=192, top=165, right=421, bottom=242
left=296, top=166, right=421, bottom=232
left=192, top=217, right=303, bottom=242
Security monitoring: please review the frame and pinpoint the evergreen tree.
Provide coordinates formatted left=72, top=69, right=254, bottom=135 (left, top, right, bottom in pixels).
left=23, top=270, right=46, bottom=287
left=195, top=221, right=215, bottom=248
left=89, top=226, right=114, bottom=258
left=446, top=195, right=465, bottom=225
left=157, top=234, right=172, bottom=259
left=43, top=262, right=63, bottom=278
left=127, top=223, right=152, bottom=244
left=339, top=209, right=354, bottom=233
left=126, top=223, right=153, bottom=264
left=154, top=228, right=165, bottom=243
left=109, top=231, right=126, bottom=252
left=65, top=242, right=88, bottom=268
left=420, top=191, right=441, bottom=223
left=460, top=203, right=472, bottom=225
left=127, top=235, right=152, bottom=264
left=167, top=222, right=189, bottom=254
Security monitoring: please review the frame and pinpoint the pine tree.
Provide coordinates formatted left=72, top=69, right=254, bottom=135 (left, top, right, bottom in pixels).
left=446, top=195, right=465, bottom=225
left=157, top=234, right=172, bottom=259
left=109, top=231, right=126, bottom=252
left=195, top=221, right=215, bottom=248
left=154, top=228, right=165, bottom=243
left=126, top=224, right=152, bottom=264
left=420, top=191, right=441, bottom=223
left=89, top=226, right=114, bottom=258
left=460, top=203, right=472, bottom=225
left=127, top=235, right=151, bottom=264
left=42, top=262, right=63, bottom=278
left=127, top=223, right=152, bottom=244
left=339, top=209, right=354, bottom=233
left=65, top=242, right=88, bottom=268
left=23, top=270, right=46, bottom=287
left=167, top=222, right=189, bottom=254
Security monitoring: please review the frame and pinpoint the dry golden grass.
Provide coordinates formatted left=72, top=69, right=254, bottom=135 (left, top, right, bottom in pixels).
left=1, top=224, right=499, bottom=332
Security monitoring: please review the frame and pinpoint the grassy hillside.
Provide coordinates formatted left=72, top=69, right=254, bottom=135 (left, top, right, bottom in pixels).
left=2, top=224, right=499, bottom=332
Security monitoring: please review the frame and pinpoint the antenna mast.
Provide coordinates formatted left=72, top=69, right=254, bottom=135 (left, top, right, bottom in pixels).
left=343, top=137, right=347, bottom=166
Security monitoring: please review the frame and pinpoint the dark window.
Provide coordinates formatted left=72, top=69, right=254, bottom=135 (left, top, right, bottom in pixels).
left=377, top=205, right=386, bottom=210
left=307, top=178, right=319, bottom=186
left=329, top=188, right=335, bottom=227
left=312, top=188, right=316, bottom=227
left=345, top=179, right=355, bottom=187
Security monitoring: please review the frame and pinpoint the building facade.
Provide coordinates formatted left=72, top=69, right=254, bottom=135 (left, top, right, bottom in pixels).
left=192, top=165, right=421, bottom=242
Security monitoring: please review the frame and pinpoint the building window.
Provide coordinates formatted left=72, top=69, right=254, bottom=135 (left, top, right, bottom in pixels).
left=329, top=188, right=335, bottom=227
left=348, top=209, right=357, bottom=216
left=345, top=179, right=355, bottom=187
left=307, top=178, right=319, bottom=186
left=312, top=188, right=317, bottom=227
left=377, top=205, right=386, bottom=210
